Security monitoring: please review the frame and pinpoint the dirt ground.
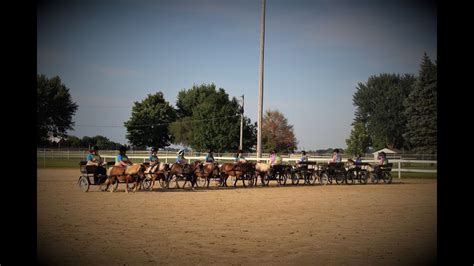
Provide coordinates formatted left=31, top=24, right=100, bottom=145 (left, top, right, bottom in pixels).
left=37, top=169, right=436, bottom=265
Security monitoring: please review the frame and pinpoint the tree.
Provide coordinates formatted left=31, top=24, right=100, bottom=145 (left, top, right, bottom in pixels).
left=124, top=92, right=177, bottom=148
left=404, top=53, right=437, bottom=154
left=262, top=109, right=298, bottom=153
left=352, top=73, right=415, bottom=150
left=170, top=83, right=256, bottom=152
left=37, top=74, right=78, bottom=144
left=345, top=121, right=371, bottom=156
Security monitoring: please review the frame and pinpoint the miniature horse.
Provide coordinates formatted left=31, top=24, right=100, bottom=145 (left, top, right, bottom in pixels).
left=168, top=161, right=200, bottom=189
left=144, top=162, right=170, bottom=190
left=106, top=163, right=145, bottom=193
left=194, top=161, right=219, bottom=188
left=219, top=162, right=256, bottom=187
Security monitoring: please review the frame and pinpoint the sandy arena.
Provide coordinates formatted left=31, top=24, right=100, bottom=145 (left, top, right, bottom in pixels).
left=37, top=169, right=436, bottom=265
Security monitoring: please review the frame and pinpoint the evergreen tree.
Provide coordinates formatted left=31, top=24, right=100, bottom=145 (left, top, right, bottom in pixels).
left=404, top=53, right=437, bottom=154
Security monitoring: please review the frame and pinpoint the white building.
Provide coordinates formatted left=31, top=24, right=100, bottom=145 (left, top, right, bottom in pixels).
left=372, top=148, right=400, bottom=159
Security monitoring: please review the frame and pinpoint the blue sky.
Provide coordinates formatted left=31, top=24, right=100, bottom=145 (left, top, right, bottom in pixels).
left=37, top=0, right=437, bottom=150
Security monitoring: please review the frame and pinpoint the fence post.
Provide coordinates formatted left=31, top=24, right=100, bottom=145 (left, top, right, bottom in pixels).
left=43, top=147, right=46, bottom=168
left=68, top=150, right=70, bottom=160
left=398, top=161, right=401, bottom=179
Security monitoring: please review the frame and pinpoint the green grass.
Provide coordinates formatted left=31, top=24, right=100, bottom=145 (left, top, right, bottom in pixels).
left=36, top=158, right=147, bottom=168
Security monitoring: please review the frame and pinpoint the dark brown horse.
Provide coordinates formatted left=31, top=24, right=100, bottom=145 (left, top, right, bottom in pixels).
left=194, top=161, right=219, bottom=188
left=219, top=162, right=256, bottom=187
left=167, top=161, right=200, bottom=189
left=105, top=163, right=145, bottom=193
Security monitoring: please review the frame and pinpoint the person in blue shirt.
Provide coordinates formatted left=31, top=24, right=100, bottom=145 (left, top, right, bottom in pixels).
left=176, top=149, right=186, bottom=164
left=86, top=145, right=106, bottom=183
left=116, top=145, right=132, bottom=167
left=234, top=149, right=246, bottom=164
left=355, top=154, right=363, bottom=165
left=146, top=146, right=160, bottom=174
left=297, top=150, right=308, bottom=163
left=204, top=149, right=215, bottom=165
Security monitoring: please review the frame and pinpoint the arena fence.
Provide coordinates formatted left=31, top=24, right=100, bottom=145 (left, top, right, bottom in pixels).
left=36, top=149, right=436, bottom=179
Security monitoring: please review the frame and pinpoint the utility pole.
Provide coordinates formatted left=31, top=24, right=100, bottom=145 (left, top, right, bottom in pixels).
left=257, top=0, right=266, bottom=161
left=239, top=94, right=244, bottom=150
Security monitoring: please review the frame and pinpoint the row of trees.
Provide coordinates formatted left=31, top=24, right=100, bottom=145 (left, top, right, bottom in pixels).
left=123, top=83, right=298, bottom=153
left=345, top=53, right=437, bottom=155
left=37, top=76, right=299, bottom=153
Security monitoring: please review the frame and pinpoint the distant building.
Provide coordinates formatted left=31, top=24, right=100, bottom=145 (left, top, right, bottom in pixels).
left=372, top=148, right=400, bottom=159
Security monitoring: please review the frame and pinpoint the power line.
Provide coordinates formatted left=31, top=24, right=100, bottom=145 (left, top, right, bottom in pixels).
left=73, top=114, right=240, bottom=128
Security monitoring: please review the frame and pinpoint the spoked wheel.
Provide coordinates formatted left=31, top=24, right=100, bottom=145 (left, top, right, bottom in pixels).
left=291, top=172, right=299, bottom=185
left=383, top=172, right=393, bottom=184
left=127, top=182, right=137, bottom=192
left=142, top=177, right=153, bottom=191
left=262, top=174, right=270, bottom=186
left=335, top=173, right=345, bottom=185
left=277, top=173, right=287, bottom=186
left=359, top=171, right=368, bottom=184
left=371, top=172, right=379, bottom=184
left=78, top=176, right=90, bottom=192
left=306, top=172, right=316, bottom=185
left=320, top=173, right=329, bottom=185
left=196, top=176, right=207, bottom=188
left=345, top=171, right=355, bottom=185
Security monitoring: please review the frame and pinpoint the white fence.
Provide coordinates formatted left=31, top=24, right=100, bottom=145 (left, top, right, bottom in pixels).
left=99, top=155, right=436, bottom=179
left=36, top=149, right=436, bottom=179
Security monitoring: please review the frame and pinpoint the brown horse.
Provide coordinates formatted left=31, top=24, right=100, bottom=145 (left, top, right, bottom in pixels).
left=105, top=163, right=145, bottom=193
left=219, top=162, right=256, bottom=187
left=143, top=162, right=170, bottom=191
left=194, top=161, right=219, bottom=188
left=167, top=161, right=200, bottom=189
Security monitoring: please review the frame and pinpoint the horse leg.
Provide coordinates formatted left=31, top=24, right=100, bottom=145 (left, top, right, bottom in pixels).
left=125, top=177, right=129, bottom=193
left=109, top=177, right=115, bottom=193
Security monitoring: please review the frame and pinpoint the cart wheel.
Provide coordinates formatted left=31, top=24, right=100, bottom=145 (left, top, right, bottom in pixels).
left=345, top=171, right=355, bottom=184
left=158, top=176, right=166, bottom=188
left=335, top=173, right=345, bottom=185
left=359, top=172, right=368, bottom=184
left=142, top=178, right=153, bottom=191
left=320, top=173, right=329, bottom=185
left=78, top=176, right=90, bottom=192
left=291, top=172, right=299, bottom=185
left=277, top=173, right=287, bottom=185
left=262, top=174, right=270, bottom=186
left=306, top=173, right=316, bottom=185
left=370, top=173, right=379, bottom=184
left=383, top=172, right=392, bottom=184
left=196, top=176, right=207, bottom=188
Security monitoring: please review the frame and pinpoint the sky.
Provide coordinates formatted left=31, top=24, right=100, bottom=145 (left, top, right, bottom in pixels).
left=37, top=0, right=437, bottom=151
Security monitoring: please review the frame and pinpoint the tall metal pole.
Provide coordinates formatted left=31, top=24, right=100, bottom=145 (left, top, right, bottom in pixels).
left=239, top=94, right=244, bottom=150
left=257, top=0, right=266, bottom=160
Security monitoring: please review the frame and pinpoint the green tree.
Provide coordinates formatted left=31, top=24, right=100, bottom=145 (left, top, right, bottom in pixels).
left=404, top=53, right=437, bottom=154
left=353, top=73, right=415, bottom=150
left=345, top=121, right=371, bottom=156
left=262, top=109, right=298, bottom=153
left=170, top=83, right=256, bottom=152
left=37, top=74, right=78, bottom=144
left=124, top=92, right=177, bottom=148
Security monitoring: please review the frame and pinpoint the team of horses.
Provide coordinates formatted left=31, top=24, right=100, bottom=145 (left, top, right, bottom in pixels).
left=97, top=160, right=281, bottom=192
left=97, top=159, right=392, bottom=193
